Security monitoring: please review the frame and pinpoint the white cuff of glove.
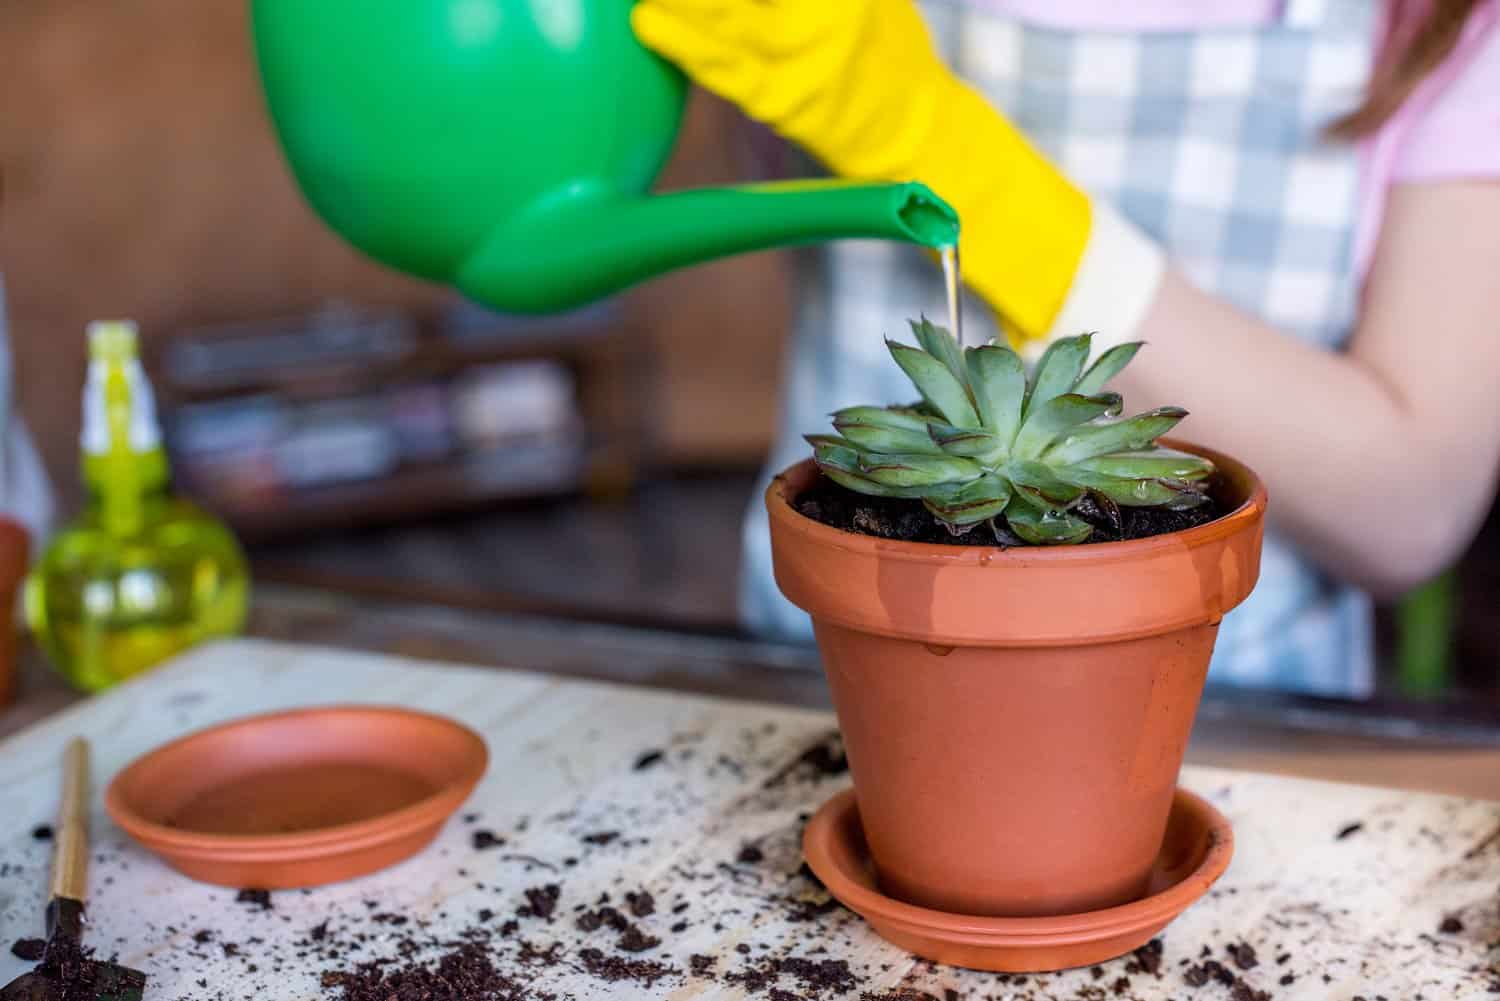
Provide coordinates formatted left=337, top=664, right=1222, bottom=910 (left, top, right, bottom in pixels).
left=1019, top=199, right=1166, bottom=363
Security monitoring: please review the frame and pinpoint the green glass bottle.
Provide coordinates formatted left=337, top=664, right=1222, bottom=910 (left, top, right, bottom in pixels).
left=25, top=321, right=249, bottom=691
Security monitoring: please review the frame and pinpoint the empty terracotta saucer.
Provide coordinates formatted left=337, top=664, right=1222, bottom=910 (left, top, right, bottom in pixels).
left=105, top=705, right=488, bottom=889
left=803, top=787, right=1232, bottom=973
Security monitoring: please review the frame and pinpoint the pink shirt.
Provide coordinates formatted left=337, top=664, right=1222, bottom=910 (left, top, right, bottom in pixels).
left=974, top=0, right=1500, bottom=277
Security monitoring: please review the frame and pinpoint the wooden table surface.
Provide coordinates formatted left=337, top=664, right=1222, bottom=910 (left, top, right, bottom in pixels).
left=2, top=638, right=1499, bottom=1000
left=7, top=583, right=1500, bottom=800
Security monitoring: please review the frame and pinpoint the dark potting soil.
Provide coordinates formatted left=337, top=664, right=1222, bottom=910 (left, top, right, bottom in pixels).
left=518, top=884, right=560, bottom=920
left=1228, top=941, right=1260, bottom=969
left=235, top=888, right=272, bottom=910
left=632, top=749, right=665, bottom=771
left=794, top=476, right=1226, bottom=546
left=321, top=939, right=528, bottom=1001
left=10, top=937, right=45, bottom=961
left=30, top=824, right=53, bottom=841
left=473, top=829, right=507, bottom=851
left=25, top=935, right=147, bottom=1001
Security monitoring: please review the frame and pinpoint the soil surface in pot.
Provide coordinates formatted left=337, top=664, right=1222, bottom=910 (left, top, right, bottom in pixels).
left=795, top=478, right=1227, bottom=546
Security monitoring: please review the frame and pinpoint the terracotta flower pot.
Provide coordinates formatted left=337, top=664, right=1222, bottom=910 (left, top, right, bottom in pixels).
left=0, top=515, right=29, bottom=708
left=767, top=444, right=1265, bottom=917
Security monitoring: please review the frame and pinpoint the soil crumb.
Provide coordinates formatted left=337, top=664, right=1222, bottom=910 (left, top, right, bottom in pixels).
left=473, top=830, right=506, bottom=851
left=10, top=937, right=45, bottom=961
left=633, top=750, right=665, bottom=771
left=235, top=888, right=272, bottom=910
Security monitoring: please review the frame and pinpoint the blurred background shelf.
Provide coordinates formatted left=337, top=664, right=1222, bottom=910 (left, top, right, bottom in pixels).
left=149, top=301, right=648, bottom=541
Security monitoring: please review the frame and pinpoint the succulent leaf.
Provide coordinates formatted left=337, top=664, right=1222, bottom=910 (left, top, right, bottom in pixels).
left=1074, top=448, right=1214, bottom=481
left=1012, top=392, right=1123, bottom=460
left=1025, top=334, right=1091, bottom=417
left=1004, top=494, right=1094, bottom=544
left=910, top=317, right=966, bottom=382
left=821, top=467, right=922, bottom=499
left=927, top=421, right=1002, bottom=458
left=833, top=407, right=941, bottom=452
left=1060, top=468, right=1210, bottom=508
left=806, top=434, right=861, bottom=471
left=1043, top=407, right=1189, bottom=466
left=1005, top=458, right=1088, bottom=509
left=858, top=452, right=983, bottom=488
left=922, top=474, right=1012, bottom=526
left=888, top=341, right=979, bottom=428
left=965, top=344, right=1025, bottom=445
left=1073, top=341, right=1142, bottom=396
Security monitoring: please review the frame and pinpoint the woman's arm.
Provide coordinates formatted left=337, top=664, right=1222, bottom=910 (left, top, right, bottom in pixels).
left=1112, top=181, right=1500, bottom=599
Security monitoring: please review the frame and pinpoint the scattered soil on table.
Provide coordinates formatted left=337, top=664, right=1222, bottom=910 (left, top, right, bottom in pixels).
left=616, top=925, right=660, bottom=953
left=632, top=749, right=665, bottom=771
left=763, top=732, right=848, bottom=789
left=322, top=938, right=528, bottom=1001
left=1228, top=941, right=1260, bottom=969
left=0, top=724, right=1314, bottom=1001
left=574, top=906, right=628, bottom=934
left=235, top=889, right=272, bottom=910
left=472, top=830, right=507, bottom=851
left=517, top=885, right=560, bottom=921
left=27, top=935, right=147, bottom=1001
left=1336, top=821, right=1364, bottom=840
left=794, top=476, right=1225, bottom=546
left=1127, top=938, right=1165, bottom=976
left=576, top=946, right=677, bottom=987
left=580, top=831, right=618, bottom=846
left=29, top=824, right=53, bottom=841
left=1440, top=915, right=1465, bottom=934
left=10, top=937, right=45, bottom=960
left=725, top=956, right=858, bottom=996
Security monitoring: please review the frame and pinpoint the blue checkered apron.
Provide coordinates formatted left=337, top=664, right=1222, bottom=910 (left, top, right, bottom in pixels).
left=739, top=0, right=1381, bottom=697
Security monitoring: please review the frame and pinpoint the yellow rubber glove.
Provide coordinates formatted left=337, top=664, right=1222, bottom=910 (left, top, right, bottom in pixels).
left=632, top=0, right=1163, bottom=349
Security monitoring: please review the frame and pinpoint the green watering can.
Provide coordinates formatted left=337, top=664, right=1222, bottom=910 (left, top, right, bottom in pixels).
left=250, top=0, right=959, bottom=313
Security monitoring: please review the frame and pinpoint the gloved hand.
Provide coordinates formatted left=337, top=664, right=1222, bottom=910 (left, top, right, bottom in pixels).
left=631, top=0, right=1164, bottom=349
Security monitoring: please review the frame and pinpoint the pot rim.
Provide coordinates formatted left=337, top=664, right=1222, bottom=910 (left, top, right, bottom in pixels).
left=767, top=438, right=1266, bottom=568
left=104, top=705, right=488, bottom=853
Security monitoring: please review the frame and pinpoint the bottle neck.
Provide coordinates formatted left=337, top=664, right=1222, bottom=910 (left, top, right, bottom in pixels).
left=82, top=447, right=171, bottom=535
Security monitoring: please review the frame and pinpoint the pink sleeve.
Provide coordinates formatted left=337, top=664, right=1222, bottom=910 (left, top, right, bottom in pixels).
left=1390, top=3, right=1500, bottom=183
left=1354, top=1, right=1500, bottom=277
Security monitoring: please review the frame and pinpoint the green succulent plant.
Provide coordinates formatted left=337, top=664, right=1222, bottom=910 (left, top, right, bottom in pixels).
left=807, top=319, right=1215, bottom=545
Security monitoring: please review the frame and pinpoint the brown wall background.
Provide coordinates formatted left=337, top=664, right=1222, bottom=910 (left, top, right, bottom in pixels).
left=0, top=0, right=792, bottom=509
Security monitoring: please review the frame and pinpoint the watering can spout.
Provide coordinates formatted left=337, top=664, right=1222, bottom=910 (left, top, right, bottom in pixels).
left=456, top=180, right=959, bottom=314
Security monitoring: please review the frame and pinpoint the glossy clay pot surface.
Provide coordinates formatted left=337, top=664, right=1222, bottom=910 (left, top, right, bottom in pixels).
left=106, top=706, right=488, bottom=888
left=0, top=517, right=29, bottom=708
left=767, top=447, right=1265, bottom=917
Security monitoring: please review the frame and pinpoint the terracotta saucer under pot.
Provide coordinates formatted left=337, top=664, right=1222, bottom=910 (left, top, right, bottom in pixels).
left=106, top=705, right=488, bottom=888
left=803, top=787, right=1233, bottom=973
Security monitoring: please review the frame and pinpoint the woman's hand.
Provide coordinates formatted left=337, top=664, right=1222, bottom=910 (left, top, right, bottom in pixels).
left=631, top=0, right=1159, bottom=346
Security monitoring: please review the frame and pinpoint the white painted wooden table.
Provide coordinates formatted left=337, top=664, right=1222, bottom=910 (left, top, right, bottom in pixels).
left=2, top=638, right=1497, bottom=1000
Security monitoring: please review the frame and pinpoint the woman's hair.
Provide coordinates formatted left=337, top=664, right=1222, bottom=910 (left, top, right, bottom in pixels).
left=1327, top=0, right=1485, bottom=138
